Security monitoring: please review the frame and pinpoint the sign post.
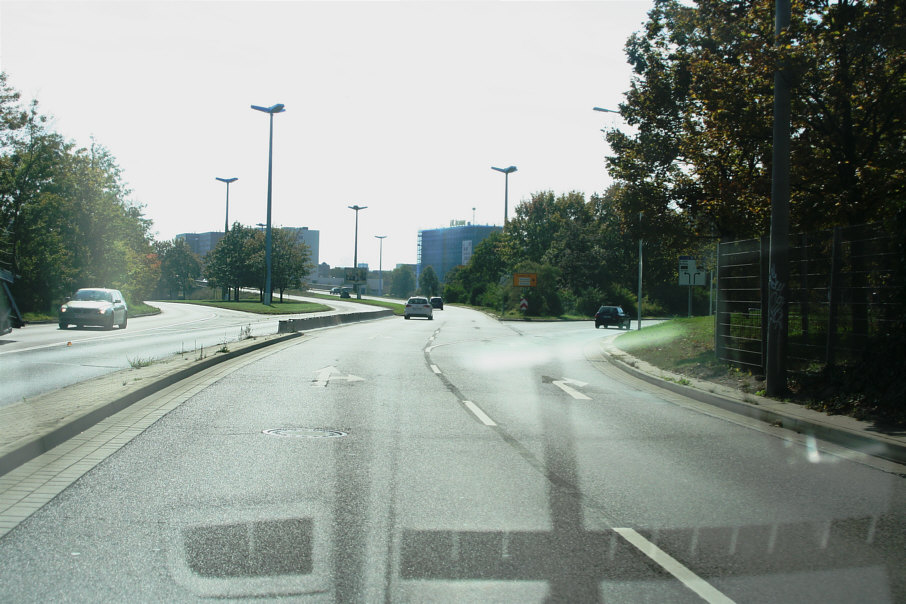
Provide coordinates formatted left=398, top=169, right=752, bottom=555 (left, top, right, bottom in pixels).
left=679, top=256, right=705, bottom=317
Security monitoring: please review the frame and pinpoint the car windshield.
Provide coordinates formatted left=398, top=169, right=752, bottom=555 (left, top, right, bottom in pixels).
left=2, top=2, right=903, bottom=602
left=72, top=290, right=112, bottom=303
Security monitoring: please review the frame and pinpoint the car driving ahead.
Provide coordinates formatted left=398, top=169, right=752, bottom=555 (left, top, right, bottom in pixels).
left=594, top=305, right=630, bottom=329
left=59, top=288, right=128, bottom=330
left=404, top=296, right=433, bottom=320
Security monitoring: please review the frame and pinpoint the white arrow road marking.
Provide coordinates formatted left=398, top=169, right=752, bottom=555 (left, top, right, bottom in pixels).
left=552, top=378, right=591, bottom=400
left=312, top=366, right=365, bottom=387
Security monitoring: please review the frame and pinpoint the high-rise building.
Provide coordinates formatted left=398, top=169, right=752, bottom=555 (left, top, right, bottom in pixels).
left=176, top=227, right=319, bottom=267
left=417, top=222, right=502, bottom=283
left=174, top=232, right=223, bottom=258
left=280, top=227, right=320, bottom=267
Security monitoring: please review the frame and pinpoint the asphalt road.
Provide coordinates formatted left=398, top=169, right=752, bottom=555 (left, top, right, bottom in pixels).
left=0, top=298, right=367, bottom=408
left=0, top=305, right=903, bottom=602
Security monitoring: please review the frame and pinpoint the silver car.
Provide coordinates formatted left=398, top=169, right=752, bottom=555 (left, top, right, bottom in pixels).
left=59, top=288, right=128, bottom=330
left=404, top=296, right=433, bottom=320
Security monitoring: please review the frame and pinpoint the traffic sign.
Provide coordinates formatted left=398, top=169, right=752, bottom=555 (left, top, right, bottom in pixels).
left=513, top=273, right=537, bottom=287
left=679, top=257, right=705, bottom=286
left=519, top=297, right=528, bottom=311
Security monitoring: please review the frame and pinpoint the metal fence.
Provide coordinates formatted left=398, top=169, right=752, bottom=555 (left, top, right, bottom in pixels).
left=715, top=223, right=904, bottom=373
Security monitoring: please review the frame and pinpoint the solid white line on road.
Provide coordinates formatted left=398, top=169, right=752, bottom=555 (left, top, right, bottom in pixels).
left=430, top=364, right=441, bottom=374
left=463, top=401, right=496, bottom=426
left=614, top=528, right=735, bottom=604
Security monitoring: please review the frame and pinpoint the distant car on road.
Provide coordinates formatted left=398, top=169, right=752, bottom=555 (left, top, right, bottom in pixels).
left=429, top=296, right=444, bottom=310
left=594, top=305, right=630, bottom=329
left=330, top=287, right=341, bottom=295
left=405, top=297, right=433, bottom=320
left=59, top=288, right=128, bottom=330
left=339, top=289, right=351, bottom=298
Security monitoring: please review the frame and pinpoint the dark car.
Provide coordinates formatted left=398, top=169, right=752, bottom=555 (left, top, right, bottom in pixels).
left=59, top=288, right=128, bottom=330
left=429, top=296, right=444, bottom=310
left=594, top=305, right=630, bottom=329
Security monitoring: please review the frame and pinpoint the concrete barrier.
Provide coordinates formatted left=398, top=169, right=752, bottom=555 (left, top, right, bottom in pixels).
left=278, top=309, right=395, bottom=333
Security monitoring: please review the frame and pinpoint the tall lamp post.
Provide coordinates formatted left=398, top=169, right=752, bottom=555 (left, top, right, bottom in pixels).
left=215, top=177, right=237, bottom=301
left=348, top=205, right=367, bottom=298
left=215, top=177, right=238, bottom=234
left=251, top=103, right=285, bottom=306
left=491, top=165, right=517, bottom=225
left=375, top=235, right=387, bottom=296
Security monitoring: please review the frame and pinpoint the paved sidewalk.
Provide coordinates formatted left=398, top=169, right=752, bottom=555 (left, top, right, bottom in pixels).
left=598, top=339, right=906, bottom=467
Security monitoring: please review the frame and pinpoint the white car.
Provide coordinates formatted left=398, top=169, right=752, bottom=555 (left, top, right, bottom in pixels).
left=59, top=288, right=128, bottom=330
left=404, top=296, right=433, bottom=320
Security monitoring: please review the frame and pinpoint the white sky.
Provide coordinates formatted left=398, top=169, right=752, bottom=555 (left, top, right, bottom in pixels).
left=1, top=0, right=650, bottom=269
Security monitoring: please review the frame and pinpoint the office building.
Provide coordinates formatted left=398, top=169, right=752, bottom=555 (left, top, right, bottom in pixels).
left=176, top=227, right=319, bottom=267
left=417, top=222, right=502, bottom=283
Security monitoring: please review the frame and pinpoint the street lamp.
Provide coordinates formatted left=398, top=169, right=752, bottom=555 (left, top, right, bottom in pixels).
left=491, top=165, right=517, bottom=225
left=251, top=103, right=285, bottom=306
left=375, top=235, right=387, bottom=296
left=215, top=177, right=238, bottom=301
left=215, top=177, right=238, bottom=234
left=348, top=205, right=367, bottom=298
left=593, top=106, right=620, bottom=114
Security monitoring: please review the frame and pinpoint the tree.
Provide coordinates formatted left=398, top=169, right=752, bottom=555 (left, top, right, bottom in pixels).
left=271, top=227, right=313, bottom=302
left=445, top=232, right=509, bottom=308
left=418, top=265, right=439, bottom=296
left=390, top=265, right=416, bottom=298
left=605, top=0, right=906, bottom=239
left=1, top=76, right=156, bottom=312
left=160, top=238, right=202, bottom=299
left=204, top=223, right=257, bottom=301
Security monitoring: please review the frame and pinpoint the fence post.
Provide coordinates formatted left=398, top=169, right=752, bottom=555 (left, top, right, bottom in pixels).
left=760, top=235, right=770, bottom=376
left=715, top=241, right=724, bottom=361
left=800, top=233, right=809, bottom=338
left=826, top=226, right=842, bottom=367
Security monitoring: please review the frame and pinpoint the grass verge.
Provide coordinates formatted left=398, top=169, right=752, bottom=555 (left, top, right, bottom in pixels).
left=614, top=316, right=765, bottom=393
left=289, top=290, right=405, bottom=315
left=162, top=299, right=331, bottom=315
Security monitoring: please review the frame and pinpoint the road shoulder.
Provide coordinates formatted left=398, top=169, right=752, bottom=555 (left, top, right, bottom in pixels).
left=596, top=339, right=906, bottom=466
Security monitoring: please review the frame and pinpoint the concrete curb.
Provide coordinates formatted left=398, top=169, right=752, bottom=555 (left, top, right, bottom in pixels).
left=602, top=343, right=906, bottom=466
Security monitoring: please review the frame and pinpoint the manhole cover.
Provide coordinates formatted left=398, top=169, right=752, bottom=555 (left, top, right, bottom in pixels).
left=263, top=428, right=347, bottom=438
